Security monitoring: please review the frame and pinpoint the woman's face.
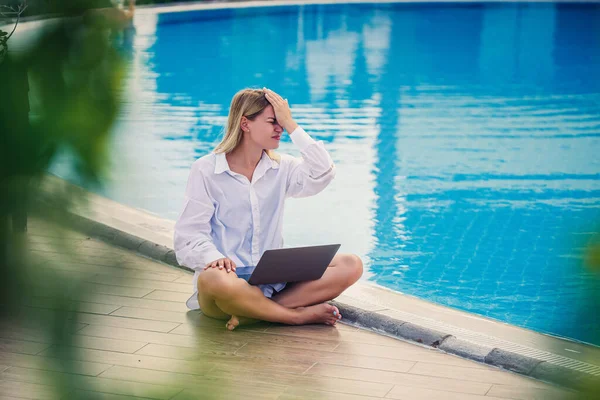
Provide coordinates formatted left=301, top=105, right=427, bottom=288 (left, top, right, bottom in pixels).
left=243, top=105, right=284, bottom=150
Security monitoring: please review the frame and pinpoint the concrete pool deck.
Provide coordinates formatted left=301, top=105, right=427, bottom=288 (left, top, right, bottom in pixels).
left=34, top=174, right=600, bottom=394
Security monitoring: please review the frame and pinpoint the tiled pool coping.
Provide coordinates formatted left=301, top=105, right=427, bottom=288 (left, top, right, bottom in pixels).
left=133, top=0, right=600, bottom=17
left=37, top=174, right=600, bottom=390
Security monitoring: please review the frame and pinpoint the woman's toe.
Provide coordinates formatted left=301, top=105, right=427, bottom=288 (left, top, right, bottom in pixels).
left=226, top=315, right=240, bottom=331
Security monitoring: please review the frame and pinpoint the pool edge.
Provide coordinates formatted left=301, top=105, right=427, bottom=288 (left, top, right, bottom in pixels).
left=133, top=0, right=600, bottom=17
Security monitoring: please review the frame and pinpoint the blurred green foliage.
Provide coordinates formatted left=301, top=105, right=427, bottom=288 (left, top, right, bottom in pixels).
left=586, top=234, right=600, bottom=273
left=578, top=234, right=600, bottom=398
left=1, top=0, right=127, bottom=398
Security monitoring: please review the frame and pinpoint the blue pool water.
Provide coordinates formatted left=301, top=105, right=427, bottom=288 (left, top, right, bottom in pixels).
left=52, top=2, right=600, bottom=344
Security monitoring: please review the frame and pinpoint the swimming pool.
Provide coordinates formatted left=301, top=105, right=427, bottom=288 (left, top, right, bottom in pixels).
left=51, top=1, right=600, bottom=345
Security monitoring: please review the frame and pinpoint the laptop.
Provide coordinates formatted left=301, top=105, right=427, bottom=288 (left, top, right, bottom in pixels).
left=235, top=244, right=341, bottom=285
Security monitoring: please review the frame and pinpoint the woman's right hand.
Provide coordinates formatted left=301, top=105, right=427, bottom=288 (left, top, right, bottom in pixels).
left=263, top=88, right=298, bottom=133
left=204, top=257, right=237, bottom=273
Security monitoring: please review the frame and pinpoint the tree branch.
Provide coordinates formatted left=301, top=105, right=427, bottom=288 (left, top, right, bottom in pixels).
left=0, top=2, right=28, bottom=42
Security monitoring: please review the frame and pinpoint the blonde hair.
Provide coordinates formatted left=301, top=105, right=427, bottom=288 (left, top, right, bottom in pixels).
left=214, top=88, right=280, bottom=162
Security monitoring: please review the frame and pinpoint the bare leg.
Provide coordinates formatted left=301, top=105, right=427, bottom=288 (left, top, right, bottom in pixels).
left=228, top=254, right=363, bottom=329
left=272, top=253, right=363, bottom=308
left=197, top=268, right=340, bottom=330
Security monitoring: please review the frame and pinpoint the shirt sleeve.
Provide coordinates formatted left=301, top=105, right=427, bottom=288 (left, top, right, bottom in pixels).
left=285, top=126, right=336, bottom=199
left=174, top=164, right=225, bottom=271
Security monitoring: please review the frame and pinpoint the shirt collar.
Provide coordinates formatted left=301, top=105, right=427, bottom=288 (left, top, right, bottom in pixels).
left=214, top=150, right=279, bottom=175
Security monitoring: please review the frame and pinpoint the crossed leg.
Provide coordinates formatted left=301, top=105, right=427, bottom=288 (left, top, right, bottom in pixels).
left=196, top=253, right=363, bottom=330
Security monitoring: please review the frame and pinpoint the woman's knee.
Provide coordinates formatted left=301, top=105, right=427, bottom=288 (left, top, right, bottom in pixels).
left=341, top=253, right=363, bottom=284
left=197, top=268, right=238, bottom=298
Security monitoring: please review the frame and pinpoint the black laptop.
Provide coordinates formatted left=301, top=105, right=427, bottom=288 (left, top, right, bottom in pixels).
left=236, top=244, right=341, bottom=285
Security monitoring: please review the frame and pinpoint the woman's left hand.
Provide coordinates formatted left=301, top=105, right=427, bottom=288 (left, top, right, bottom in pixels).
left=264, top=88, right=298, bottom=134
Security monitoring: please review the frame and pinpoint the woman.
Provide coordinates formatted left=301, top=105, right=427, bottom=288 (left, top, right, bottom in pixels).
left=174, top=88, right=363, bottom=330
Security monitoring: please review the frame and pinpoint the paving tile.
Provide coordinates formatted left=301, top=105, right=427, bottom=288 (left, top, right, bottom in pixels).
left=26, top=235, right=87, bottom=245
left=100, top=365, right=287, bottom=398
left=263, top=323, right=407, bottom=346
left=26, top=242, right=86, bottom=254
left=0, top=328, right=145, bottom=355
left=72, top=312, right=180, bottom=333
left=26, top=297, right=122, bottom=315
left=70, top=334, right=148, bottom=354
left=386, top=385, right=507, bottom=400
left=208, top=367, right=394, bottom=398
left=102, top=363, right=391, bottom=399
left=0, top=395, right=32, bottom=400
left=35, top=255, right=139, bottom=272
left=236, top=342, right=415, bottom=373
left=0, top=366, right=183, bottom=399
left=0, top=351, right=112, bottom=376
left=39, top=346, right=215, bottom=376
left=26, top=230, right=89, bottom=240
left=486, top=384, right=579, bottom=400
left=119, top=258, right=182, bottom=273
left=169, top=320, right=273, bottom=335
left=172, top=388, right=278, bottom=400
left=80, top=282, right=155, bottom=298
left=306, top=363, right=492, bottom=395
left=109, top=307, right=190, bottom=324
left=0, top=338, right=51, bottom=355
left=31, top=245, right=121, bottom=259
left=0, top=323, right=88, bottom=344
left=136, top=343, right=312, bottom=374
left=76, top=240, right=122, bottom=250
left=334, top=341, right=492, bottom=368
left=83, top=293, right=188, bottom=312
left=68, top=390, right=158, bottom=400
left=110, top=306, right=267, bottom=330
left=0, top=379, right=60, bottom=399
left=408, top=362, right=549, bottom=387
left=44, top=263, right=182, bottom=282
left=76, top=325, right=245, bottom=355
left=278, top=387, right=383, bottom=400
left=84, top=275, right=190, bottom=293
left=143, top=290, right=191, bottom=302
left=32, top=249, right=124, bottom=262
left=82, top=323, right=344, bottom=354
left=171, top=275, right=194, bottom=284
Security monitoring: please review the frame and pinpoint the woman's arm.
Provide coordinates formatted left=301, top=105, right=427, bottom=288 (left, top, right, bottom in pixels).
left=264, top=88, right=336, bottom=198
left=174, top=166, right=225, bottom=271
left=285, top=127, right=336, bottom=198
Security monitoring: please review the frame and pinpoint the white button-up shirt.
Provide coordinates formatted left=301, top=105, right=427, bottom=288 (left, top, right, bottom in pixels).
left=174, top=126, right=336, bottom=309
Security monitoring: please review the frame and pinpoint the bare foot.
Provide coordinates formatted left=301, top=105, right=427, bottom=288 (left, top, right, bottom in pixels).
left=296, top=303, right=342, bottom=326
left=225, top=315, right=258, bottom=331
